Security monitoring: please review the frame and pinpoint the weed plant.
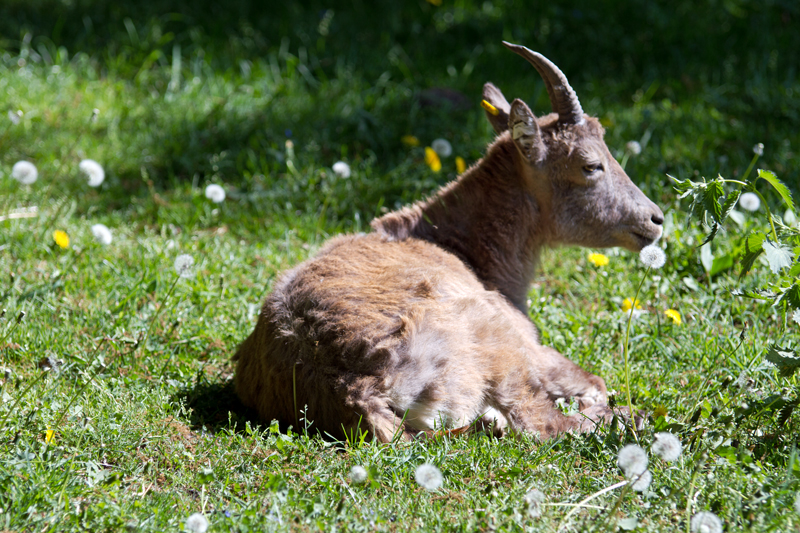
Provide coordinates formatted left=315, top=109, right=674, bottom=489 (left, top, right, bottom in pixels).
left=1, top=1, right=800, bottom=531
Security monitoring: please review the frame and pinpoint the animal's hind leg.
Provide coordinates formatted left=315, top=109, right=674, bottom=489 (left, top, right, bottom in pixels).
left=507, top=389, right=620, bottom=438
left=332, top=375, right=410, bottom=443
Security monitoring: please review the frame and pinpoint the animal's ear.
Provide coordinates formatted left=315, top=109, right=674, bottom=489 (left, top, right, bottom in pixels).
left=508, top=99, right=544, bottom=162
left=482, top=83, right=511, bottom=134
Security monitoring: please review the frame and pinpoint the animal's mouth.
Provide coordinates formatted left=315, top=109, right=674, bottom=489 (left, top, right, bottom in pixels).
left=618, top=226, right=662, bottom=251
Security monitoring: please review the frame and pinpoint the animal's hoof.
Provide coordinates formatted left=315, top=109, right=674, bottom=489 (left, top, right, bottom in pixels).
left=576, top=404, right=644, bottom=432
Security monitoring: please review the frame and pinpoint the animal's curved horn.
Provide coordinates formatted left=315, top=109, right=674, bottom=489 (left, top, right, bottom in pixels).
left=502, top=41, right=584, bottom=125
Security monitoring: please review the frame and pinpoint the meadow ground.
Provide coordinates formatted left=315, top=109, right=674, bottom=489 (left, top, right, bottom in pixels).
left=1, top=1, right=800, bottom=531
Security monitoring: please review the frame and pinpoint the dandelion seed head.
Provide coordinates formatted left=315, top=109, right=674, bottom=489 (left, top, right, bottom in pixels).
left=184, top=512, right=209, bottom=533
left=652, top=432, right=682, bottom=462
left=793, top=309, right=800, bottom=326
left=523, top=488, right=545, bottom=518
left=626, top=140, right=642, bottom=156
left=739, top=192, right=760, bottom=212
left=174, top=254, right=195, bottom=278
left=617, top=444, right=648, bottom=477
left=664, top=309, right=682, bottom=325
left=8, top=110, right=22, bottom=125
left=349, top=465, right=368, bottom=484
left=431, top=138, right=452, bottom=158
left=630, top=469, right=652, bottom=492
left=332, top=161, right=351, bottom=179
left=753, top=143, right=764, bottom=156
left=415, top=463, right=443, bottom=491
left=690, top=511, right=722, bottom=533
left=79, top=159, right=105, bottom=187
left=639, top=244, right=666, bottom=269
left=588, top=253, right=609, bottom=267
left=204, top=184, right=226, bottom=203
left=91, top=224, right=113, bottom=246
left=11, top=161, right=38, bottom=184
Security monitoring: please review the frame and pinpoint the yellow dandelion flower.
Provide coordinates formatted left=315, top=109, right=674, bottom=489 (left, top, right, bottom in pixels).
left=588, top=253, right=609, bottom=267
left=481, top=99, right=499, bottom=116
left=456, top=156, right=466, bottom=174
left=45, top=427, right=55, bottom=444
left=622, top=298, right=641, bottom=312
left=425, top=147, right=442, bottom=173
left=53, top=230, right=69, bottom=249
left=401, top=135, right=420, bottom=147
left=426, top=0, right=442, bottom=5
left=664, top=309, right=682, bottom=325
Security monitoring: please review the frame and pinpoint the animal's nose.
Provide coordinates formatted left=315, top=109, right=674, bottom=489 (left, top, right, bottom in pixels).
left=651, top=211, right=664, bottom=226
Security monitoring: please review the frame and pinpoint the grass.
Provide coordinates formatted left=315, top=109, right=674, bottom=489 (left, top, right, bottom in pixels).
left=2, top=0, right=800, bottom=531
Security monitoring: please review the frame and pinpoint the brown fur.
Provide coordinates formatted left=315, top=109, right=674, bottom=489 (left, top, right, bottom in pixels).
left=234, top=50, right=663, bottom=442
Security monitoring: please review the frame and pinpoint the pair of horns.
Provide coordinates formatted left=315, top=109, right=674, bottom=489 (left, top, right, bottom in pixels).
left=503, top=41, right=584, bottom=125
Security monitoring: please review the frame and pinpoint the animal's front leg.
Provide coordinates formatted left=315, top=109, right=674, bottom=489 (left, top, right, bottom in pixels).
left=535, top=347, right=608, bottom=409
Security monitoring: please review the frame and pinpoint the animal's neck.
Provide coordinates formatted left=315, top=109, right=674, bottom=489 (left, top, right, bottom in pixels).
left=373, top=136, right=546, bottom=310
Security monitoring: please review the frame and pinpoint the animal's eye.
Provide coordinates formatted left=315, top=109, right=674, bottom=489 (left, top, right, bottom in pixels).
left=582, top=163, right=603, bottom=175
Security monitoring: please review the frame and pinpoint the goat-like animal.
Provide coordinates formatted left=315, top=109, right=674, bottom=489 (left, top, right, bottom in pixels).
left=234, top=42, right=664, bottom=442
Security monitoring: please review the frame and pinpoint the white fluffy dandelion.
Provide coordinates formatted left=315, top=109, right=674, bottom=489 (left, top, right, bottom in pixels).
left=11, top=161, right=38, bottom=184
left=639, top=244, right=666, bottom=269
left=174, top=254, right=195, bottom=278
left=349, top=465, right=368, bottom=484
left=523, top=488, right=545, bottom=518
left=630, top=469, right=652, bottom=492
left=792, top=309, right=800, bottom=326
left=332, top=161, right=351, bottom=178
left=415, top=463, right=443, bottom=491
left=91, top=224, right=113, bottom=246
left=184, top=512, right=208, bottom=533
left=753, top=143, right=764, bottom=156
left=79, top=159, right=105, bottom=187
left=651, top=432, right=682, bottom=462
left=739, top=192, right=760, bottom=212
left=431, top=138, right=453, bottom=158
left=626, top=140, right=642, bottom=156
left=204, top=184, right=226, bottom=203
left=617, top=444, right=648, bottom=477
left=690, top=511, right=722, bottom=533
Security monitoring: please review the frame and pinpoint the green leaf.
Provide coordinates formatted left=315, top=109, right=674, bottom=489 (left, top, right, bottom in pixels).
left=757, top=169, right=795, bottom=211
left=710, top=253, right=734, bottom=276
left=702, top=178, right=725, bottom=223
left=739, top=232, right=765, bottom=277
left=700, top=242, right=713, bottom=273
left=765, top=345, right=800, bottom=377
left=762, top=239, right=793, bottom=274
left=721, top=187, right=742, bottom=221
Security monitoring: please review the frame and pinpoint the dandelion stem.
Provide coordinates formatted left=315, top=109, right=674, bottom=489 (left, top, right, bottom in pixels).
left=139, top=274, right=181, bottom=358
left=556, top=480, right=627, bottom=532
left=0, top=368, right=50, bottom=436
left=740, top=153, right=760, bottom=184
left=622, top=267, right=649, bottom=441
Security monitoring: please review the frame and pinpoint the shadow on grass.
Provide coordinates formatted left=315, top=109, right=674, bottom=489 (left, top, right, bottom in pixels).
left=173, top=374, right=264, bottom=434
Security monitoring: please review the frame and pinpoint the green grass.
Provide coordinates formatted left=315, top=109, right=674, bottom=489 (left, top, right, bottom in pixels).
left=2, top=1, right=800, bottom=531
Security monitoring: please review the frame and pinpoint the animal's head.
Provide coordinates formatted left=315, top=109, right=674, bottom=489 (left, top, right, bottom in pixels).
left=483, top=42, right=663, bottom=251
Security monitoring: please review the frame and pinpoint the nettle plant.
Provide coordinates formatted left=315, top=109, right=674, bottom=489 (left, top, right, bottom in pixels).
left=671, top=146, right=799, bottom=374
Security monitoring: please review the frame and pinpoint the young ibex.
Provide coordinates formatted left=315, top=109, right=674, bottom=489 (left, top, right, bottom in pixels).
left=234, top=42, right=663, bottom=442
